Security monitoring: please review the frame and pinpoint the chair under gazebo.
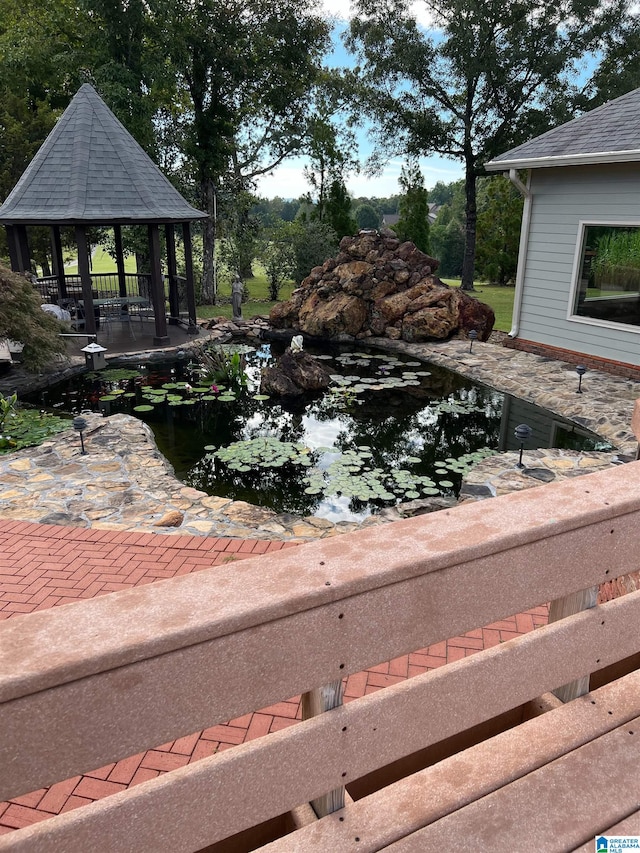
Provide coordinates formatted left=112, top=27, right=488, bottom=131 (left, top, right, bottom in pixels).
left=0, top=84, right=206, bottom=348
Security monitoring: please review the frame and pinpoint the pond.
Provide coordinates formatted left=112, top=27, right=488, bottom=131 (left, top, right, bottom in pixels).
left=31, top=343, right=612, bottom=523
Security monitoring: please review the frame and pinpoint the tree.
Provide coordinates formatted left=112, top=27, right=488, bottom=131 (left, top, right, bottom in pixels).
left=429, top=181, right=465, bottom=276
left=355, top=203, right=381, bottom=229
left=347, top=0, right=635, bottom=290
left=217, top=188, right=261, bottom=281
left=302, top=84, right=360, bottom=226
left=474, top=175, right=523, bottom=285
left=393, top=159, right=430, bottom=252
left=259, top=225, right=295, bottom=301
left=155, top=0, right=331, bottom=303
left=288, top=220, right=339, bottom=285
left=0, top=0, right=171, bottom=268
left=324, top=179, right=357, bottom=239
left=0, top=265, right=67, bottom=371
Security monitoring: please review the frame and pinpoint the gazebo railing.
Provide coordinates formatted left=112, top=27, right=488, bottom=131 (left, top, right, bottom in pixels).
left=37, top=273, right=154, bottom=302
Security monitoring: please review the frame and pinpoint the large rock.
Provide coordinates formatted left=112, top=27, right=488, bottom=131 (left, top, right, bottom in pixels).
left=261, top=348, right=332, bottom=397
left=270, top=230, right=494, bottom=342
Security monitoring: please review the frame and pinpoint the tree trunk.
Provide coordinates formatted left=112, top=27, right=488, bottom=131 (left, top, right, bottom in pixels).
left=460, top=162, right=477, bottom=292
left=200, top=177, right=216, bottom=304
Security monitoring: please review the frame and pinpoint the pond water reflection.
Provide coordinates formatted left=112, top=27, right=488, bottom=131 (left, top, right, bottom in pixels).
left=32, top=343, right=611, bottom=523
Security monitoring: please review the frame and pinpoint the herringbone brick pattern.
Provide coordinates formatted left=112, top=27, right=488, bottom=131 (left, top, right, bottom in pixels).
left=0, top=519, right=548, bottom=834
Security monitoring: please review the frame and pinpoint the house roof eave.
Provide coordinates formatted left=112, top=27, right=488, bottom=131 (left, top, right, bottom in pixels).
left=485, top=149, right=640, bottom=172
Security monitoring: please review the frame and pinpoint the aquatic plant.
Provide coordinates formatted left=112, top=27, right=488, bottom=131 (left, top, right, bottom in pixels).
left=0, top=397, right=68, bottom=453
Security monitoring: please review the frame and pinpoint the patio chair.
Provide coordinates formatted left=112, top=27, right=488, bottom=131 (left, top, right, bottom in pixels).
left=101, top=299, right=136, bottom=340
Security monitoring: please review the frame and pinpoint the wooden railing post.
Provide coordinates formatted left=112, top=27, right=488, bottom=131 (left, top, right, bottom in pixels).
left=302, top=680, right=345, bottom=817
left=549, top=585, right=598, bottom=702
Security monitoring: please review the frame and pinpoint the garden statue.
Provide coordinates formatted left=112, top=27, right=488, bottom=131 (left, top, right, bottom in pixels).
left=231, top=276, right=243, bottom=320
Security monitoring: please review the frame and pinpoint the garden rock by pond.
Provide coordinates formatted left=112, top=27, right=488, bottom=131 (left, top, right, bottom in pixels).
left=260, top=348, right=332, bottom=397
left=270, top=229, right=495, bottom=343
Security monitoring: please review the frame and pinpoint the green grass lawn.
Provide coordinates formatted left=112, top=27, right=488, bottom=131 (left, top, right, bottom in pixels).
left=64, top=247, right=137, bottom=275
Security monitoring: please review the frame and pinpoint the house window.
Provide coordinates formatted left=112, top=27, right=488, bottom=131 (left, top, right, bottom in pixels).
left=572, top=224, right=640, bottom=327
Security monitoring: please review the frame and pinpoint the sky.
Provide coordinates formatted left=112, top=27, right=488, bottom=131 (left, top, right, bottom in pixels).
left=253, top=3, right=464, bottom=201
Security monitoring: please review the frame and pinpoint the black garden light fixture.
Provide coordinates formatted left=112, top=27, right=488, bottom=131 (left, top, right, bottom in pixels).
left=576, top=365, right=586, bottom=394
left=514, top=423, right=533, bottom=469
left=73, top=416, right=88, bottom=455
left=468, top=329, right=478, bottom=353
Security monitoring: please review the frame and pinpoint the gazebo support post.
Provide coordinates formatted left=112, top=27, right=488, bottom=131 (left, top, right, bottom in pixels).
left=75, top=226, right=96, bottom=335
left=165, top=224, right=179, bottom=325
left=5, top=226, right=21, bottom=272
left=51, top=226, right=67, bottom=299
left=6, top=225, right=31, bottom=275
left=182, top=223, right=199, bottom=335
left=114, top=226, right=127, bottom=298
left=148, top=224, right=169, bottom=345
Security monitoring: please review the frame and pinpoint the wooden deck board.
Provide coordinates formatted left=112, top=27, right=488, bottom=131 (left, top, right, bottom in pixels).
left=260, top=671, right=640, bottom=853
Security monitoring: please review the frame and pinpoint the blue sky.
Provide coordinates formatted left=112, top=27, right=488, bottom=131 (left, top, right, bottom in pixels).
left=255, top=13, right=464, bottom=201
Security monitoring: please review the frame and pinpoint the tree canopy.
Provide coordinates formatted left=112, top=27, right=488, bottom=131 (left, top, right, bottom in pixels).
left=347, top=0, right=637, bottom=289
left=393, top=158, right=430, bottom=253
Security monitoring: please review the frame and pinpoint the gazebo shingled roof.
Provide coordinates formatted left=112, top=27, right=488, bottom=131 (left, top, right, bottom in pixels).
left=0, top=84, right=205, bottom=225
left=0, top=84, right=205, bottom=343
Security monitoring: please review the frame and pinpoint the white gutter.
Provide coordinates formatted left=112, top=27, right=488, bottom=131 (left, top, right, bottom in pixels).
left=507, top=169, right=532, bottom=339
left=486, top=148, right=640, bottom=172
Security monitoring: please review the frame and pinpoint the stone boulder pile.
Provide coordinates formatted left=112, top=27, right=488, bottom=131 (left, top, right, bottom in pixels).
left=270, top=230, right=494, bottom=342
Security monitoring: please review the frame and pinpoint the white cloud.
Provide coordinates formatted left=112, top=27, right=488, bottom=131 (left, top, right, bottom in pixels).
left=320, top=0, right=435, bottom=28
left=254, top=154, right=462, bottom=200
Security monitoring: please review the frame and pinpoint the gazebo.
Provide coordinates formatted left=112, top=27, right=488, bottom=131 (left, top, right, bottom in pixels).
left=0, top=83, right=206, bottom=345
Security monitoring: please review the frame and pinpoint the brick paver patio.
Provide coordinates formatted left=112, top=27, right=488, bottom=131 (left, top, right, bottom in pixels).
left=0, top=519, right=549, bottom=834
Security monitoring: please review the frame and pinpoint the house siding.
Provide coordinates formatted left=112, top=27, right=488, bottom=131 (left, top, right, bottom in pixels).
left=518, top=163, right=640, bottom=367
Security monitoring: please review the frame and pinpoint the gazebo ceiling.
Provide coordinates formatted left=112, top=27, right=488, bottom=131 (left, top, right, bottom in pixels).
left=0, top=84, right=206, bottom=226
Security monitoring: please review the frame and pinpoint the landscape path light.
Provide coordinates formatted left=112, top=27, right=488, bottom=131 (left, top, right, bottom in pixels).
left=73, top=416, right=88, bottom=455
left=514, top=423, right=532, bottom=469
left=576, top=365, right=586, bottom=394
left=468, top=329, right=478, bottom=353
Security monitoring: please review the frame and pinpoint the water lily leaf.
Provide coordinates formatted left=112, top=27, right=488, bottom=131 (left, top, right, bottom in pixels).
left=439, top=479, right=454, bottom=488
left=133, top=405, right=154, bottom=412
left=99, top=395, right=117, bottom=402
left=253, top=394, right=270, bottom=400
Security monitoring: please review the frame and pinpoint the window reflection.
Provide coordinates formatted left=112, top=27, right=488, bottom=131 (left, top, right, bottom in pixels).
left=573, top=225, right=640, bottom=326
